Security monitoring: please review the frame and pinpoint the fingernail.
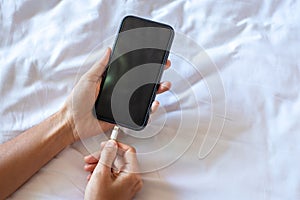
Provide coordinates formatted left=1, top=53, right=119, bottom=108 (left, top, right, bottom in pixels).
left=106, top=140, right=116, bottom=147
left=161, top=83, right=169, bottom=88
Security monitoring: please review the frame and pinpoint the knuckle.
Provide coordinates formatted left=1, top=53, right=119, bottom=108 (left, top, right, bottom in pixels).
left=127, top=173, right=139, bottom=183
left=133, top=174, right=142, bottom=182
left=139, top=180, right=143, bottom=189
left=129, top=146, right=136, bottom=153
left=136, top=180, right=143, bottom=191
left=100, top=141, right=106, bottom=147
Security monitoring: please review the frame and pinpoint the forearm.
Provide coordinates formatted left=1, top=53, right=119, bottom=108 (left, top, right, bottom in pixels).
left=0, top=107, right=75, bottom=199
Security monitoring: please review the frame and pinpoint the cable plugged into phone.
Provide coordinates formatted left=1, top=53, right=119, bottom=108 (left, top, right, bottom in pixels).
left=110, top=126, right=120, bottom=141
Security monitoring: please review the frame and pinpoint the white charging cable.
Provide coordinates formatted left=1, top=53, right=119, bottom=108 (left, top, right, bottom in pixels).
left=110, top=125, right=120, bottom=140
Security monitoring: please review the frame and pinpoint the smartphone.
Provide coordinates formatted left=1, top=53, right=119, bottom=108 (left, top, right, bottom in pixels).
left=94, top=15, right=174, bottom=130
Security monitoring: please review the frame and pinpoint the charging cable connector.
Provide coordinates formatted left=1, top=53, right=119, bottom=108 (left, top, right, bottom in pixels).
left=110, top=126, right=120, bottom=141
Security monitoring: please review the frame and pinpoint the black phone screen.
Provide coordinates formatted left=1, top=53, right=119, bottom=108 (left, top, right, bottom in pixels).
left=95, top=16, right=174, bottom=130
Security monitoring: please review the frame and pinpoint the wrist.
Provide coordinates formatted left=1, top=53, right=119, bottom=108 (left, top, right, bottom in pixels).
left=57, top=105, right=77, bottom=144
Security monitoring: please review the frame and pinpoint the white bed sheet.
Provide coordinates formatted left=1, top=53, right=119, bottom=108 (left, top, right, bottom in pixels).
left=1, top=0, right=300, bottom=199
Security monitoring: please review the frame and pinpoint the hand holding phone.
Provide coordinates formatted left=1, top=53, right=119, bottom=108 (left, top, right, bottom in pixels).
left=94, top=16, right=174, bottom=130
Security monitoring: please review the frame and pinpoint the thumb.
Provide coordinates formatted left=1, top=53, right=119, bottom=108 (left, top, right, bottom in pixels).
left=85, top=47, right=111, bottom=80
left=95, top=140, right=118, bottom=174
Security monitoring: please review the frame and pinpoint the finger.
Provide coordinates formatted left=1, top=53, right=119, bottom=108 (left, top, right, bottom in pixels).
left=113, top=142, right=140, bottom=173
left=100, top=141, right=106, bottom=151
left=116, top=142, right=136, bottom=153
left=87, top=173, right=92, bottom=181
left=84, top=155, right=97, bottom=164
left=164, top=60, right=171, bottom=70
left=85, top=47, right=111, bottom=80
left=84, top=163, right=97, bottom=172
left=151, top=100, right=159, bottom=113
left=95, top=81, right=101, bottom=98
left=156, top=81, right=171, bottom=94
left=95, top=140, right=118, bottom=174
left=83, top=141, right=107, bottom=164
left=133, top=178, right=143, bottom=193
left=121, top=147, right=140, bottom=174
left=112, top=150, right=126, bottom=171
left=84, top=151, right=101, bottom=164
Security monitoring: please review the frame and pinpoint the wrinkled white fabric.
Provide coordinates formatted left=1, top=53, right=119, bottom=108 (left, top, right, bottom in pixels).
left=1, top=0, right=300, bottom=199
